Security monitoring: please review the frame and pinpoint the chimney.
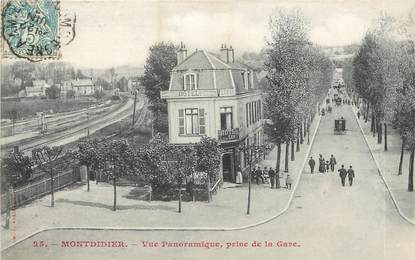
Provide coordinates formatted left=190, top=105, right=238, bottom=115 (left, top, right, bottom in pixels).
left=220, top=43, right=229, bottom=63
left=177, top=42, right=188, bottom=65
left=229, top=45, right=234, bottom=63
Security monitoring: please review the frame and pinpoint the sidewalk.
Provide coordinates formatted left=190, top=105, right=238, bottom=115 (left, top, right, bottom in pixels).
left=1, top=115, right=321, bottom=249
left=351, top=106, right=415, bottom=223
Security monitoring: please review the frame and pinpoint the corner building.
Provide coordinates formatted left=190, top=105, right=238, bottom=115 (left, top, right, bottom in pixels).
left=161, top=44, right=263, bottom=183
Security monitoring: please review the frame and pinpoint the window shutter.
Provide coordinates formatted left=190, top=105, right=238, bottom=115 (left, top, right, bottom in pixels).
left=196, top=73, right=199, bottom=89
left=183, top=75, right=186, bottom=90
left=178, top=109, right=184, bottom=135
left=199, top=108, right=205, bottom=135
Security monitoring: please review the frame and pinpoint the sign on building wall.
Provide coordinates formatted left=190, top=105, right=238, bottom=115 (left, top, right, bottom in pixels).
left=218, top=128, right=239, bottom=142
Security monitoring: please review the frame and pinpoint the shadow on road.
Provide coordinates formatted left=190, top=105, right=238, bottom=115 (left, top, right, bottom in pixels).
left=55, top=198, right=176, bottom=211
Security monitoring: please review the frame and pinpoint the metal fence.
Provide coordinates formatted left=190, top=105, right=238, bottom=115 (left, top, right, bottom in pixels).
left=1, top=169, right=79, bottom=214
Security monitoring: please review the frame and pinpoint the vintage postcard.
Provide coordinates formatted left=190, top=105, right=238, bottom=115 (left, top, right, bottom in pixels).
left=1, top=0, right=414, bottom=259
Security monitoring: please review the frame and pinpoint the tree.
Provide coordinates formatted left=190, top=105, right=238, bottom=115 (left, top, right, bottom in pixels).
left=66, top=90, right=75, bottom=99
left=166, top=145, right=196, bottom=212
left=71, top=140, right=103, bottom=192
left=140, top=42, right=177, bottom=134
left=195, top=137, right=222, bottom=202
left=139, top=134, right=175, bottom=198
left=116, top=76, right=129, bottom=92
left=96, top=77, right=111, bottom=90
left=3, top=150, right=33, bottom=188
left=31, top=146, right=64, bottom=207
left=93, top=89, right=105, bottom=100
left=237, top=143, right=265, bottom=214
left=45, top=85, right=61, bottom=99
left=101, top=140, right=135, bottom=211
left=263, top=9, right=333, bottom=181
left=107, top=68, right=116, bottom=90
left=75, top=69, right=86, bottom=79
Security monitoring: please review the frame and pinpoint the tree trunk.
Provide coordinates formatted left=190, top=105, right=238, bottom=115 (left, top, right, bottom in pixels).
left=398, top=137, right=405, bottom=175
left=284, top=140, right=289, bottom=172
left=247, top=164, right=251, bottom=215
left=291, top=141, right=295, bottom=161
left=276, top=142, right=281, bottom=189
left=300, top=124, right=304, bottom=144
left=377, top=120, right=382, bottom=144
left=365, top=102, right=369, bottom=123
left=87, top=165, right=90, bottom=192
left=384, top=123, right=387, bottom=151
left=178, top=181, right=182, bottom=213
left=408, top=148, right=414, bottom=192
left=300, top=123, right=305, bottom=144
left=371, top=113, right=375, bottom=135
left=113, top=178, right=117, bottom=211
left=207, top=175, right=211, bottom=203
left=304, top=121, right=307, bottom=138
left=307, top=122, right=310, bottom=145
left=50, top=171, right=54, bottom=208
left=296, top=130, right=300, bottom=152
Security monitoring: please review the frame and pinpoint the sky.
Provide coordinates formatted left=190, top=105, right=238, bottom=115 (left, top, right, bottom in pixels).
left=57, top=0, right=415, bottom=68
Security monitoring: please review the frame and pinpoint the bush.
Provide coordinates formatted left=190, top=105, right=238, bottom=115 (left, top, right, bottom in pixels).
left=66, top=90, right=75, bottom=99
left=93, top=89, right=105, bottom=100
left=46, top=85, right=61, bottom=99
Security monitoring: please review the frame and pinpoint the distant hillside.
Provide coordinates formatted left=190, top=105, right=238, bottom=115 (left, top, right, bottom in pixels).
left=80, top=66, right=144, bottom=79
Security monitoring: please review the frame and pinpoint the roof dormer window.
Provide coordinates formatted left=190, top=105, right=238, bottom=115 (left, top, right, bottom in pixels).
left=247, top=71, right=252, bottom=89
left=184, top=73, right=197, bottom=90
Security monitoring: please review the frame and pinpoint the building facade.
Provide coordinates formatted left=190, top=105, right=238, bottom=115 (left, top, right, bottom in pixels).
left=62, top=78, right=95, bottom=97
left=161, top=44, right=264, bottom=183
left=25, top=80, right=49, bottom=97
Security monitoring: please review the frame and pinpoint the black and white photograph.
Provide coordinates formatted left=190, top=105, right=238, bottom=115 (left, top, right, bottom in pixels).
left=0, top=0, right=414, bottom=259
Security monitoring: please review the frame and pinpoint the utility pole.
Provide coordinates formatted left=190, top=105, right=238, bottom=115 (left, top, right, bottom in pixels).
left=132, top=90, right=138, bottom=126
left=86, top=112, right=90, bottom=136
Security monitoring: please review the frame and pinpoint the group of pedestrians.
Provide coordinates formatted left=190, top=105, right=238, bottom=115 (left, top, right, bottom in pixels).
left=251, top=166, right=293, bottom=190
left=338, top=165, right=355, bottom=187
left=308, top=154, right=337, bottom=174
left=308, top=154, right=356, bottom=187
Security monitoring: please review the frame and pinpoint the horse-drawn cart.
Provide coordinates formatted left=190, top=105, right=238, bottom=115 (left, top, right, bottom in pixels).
left=334, top=117, right=346, bottom=134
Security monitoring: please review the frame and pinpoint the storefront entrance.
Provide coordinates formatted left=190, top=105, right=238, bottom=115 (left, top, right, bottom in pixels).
left=222, top=152, right=235, bottom=183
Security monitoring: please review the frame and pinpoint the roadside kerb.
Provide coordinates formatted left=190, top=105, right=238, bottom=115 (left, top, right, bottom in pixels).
left=350, top=104, right=415, bottom=226
left=1, top=114, right=322, bottom=252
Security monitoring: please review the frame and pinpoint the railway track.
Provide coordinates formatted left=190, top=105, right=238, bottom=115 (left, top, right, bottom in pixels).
left=1, top=95, right=146, bottom=156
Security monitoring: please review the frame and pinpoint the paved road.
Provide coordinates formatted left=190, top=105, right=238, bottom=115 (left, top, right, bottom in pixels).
left=2, top=102, right=414, bottom=260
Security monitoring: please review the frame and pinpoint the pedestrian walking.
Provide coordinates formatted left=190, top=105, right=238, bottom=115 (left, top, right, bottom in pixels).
left=256, top=166, right=265, bottom=184
left=236, top=167, right=243, bottom=184
left=308, top=157, right=316, bottom=174
left=357, top=111, right=361, bottom=119
left=268, top=167, right=275, bottom=189
left=285, top=174, right=293, bottom=190
left=338, top=165, right=347, bottom=187
left=263, top=167, right=269, bottom=184
left=329, top=154, right=337, bottom=172
left=318, top=154, right=325, bottom=173
left=347, top=166, right=355, bottom=186
left=325, top=160, right=330, bottom=172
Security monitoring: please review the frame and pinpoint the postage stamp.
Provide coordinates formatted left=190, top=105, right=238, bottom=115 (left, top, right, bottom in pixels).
left=1, top=0, right=62, bottom=61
